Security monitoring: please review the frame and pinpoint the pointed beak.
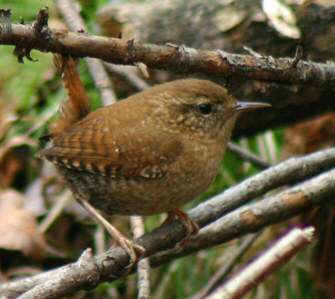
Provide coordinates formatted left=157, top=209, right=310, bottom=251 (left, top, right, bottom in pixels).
left=234, top=101, right=271, bottom=112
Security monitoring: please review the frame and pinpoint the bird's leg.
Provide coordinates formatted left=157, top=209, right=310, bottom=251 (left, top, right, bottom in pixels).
left=78, top=199, right=145, bottom=265
left=163, top=208, right=199, bottom=245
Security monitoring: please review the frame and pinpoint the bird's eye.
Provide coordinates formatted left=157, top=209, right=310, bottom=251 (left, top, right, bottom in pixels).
left=198, top=103, right=212, bottom=115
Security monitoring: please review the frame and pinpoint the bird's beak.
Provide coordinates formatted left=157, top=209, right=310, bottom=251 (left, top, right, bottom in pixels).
left=234, top=101, right=271, bottom=112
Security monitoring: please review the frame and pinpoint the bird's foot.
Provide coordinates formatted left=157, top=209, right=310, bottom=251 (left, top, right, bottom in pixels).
left=79, top=199, right=145, bottom=268
left=163, top=208, right=199, bottom=248
left=112, top=233, right=145, bottom=268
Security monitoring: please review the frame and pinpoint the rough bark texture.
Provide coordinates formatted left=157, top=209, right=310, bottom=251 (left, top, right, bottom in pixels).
left=2, top=148, right=335, bottom=298
left=4, top=166, right=335, bottom=299
left=98, top=0, right=335, bottom=136
left=0, top=4, right=334, bottom=137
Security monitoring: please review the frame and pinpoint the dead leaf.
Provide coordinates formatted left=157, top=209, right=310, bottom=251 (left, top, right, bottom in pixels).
left=283, top=112, right=335, bottom=157
left=0, top=190, right=46, bottom=259
left=214, top=6, right=247, bottom=32
left=262, top=0, right=301, bottom=39
left=0, top=136, right=36, bottom=187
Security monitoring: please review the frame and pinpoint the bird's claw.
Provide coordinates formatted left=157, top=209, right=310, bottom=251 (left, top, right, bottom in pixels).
left=117, top=236, right=145, bottom=269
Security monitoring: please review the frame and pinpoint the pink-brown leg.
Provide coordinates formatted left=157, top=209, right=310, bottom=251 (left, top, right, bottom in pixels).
left=79, top=199, right=145, bottom=266
left=163, top=208, right=199, bottom=248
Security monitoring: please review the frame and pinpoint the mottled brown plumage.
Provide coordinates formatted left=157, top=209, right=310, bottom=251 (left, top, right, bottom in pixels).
left=42, top=79, right=240, bottom=215
left=41, top=59, right=269, bottom=263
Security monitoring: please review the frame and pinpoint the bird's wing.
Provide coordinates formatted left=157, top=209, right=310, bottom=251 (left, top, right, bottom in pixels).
left=40, top=108, right=183, bottom=179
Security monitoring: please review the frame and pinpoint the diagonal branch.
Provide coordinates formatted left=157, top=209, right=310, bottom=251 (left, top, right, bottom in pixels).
left=1, top=148, right=335, bottom=298
left=14, top=168, right=335, bottom=299
left=150, top=167, right=334, bottom=264
left=205, top=227, right=315, bottom=299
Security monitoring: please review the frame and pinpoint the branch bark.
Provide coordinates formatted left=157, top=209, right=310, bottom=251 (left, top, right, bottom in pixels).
left=1, top=8, right=335, bottom=137
left=1, top=17, right=334, bottom=87
left=96, top=1, right=335, bottom=138
left=14, top=168, right=335, bottom=299
left=1, top=148, right=335, bottom=298
left=205, top=227, right=315, bottom=299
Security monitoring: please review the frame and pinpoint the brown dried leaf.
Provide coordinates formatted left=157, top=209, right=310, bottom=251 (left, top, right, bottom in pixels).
left=283, top=112, right=335, bottom=157
left=0, top=136, right=36, bottom=187
left=0, top=190, right=46, bottom=259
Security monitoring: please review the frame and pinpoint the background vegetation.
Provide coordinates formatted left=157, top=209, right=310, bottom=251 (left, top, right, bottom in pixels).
left=0, top=0, right=332, bottom=298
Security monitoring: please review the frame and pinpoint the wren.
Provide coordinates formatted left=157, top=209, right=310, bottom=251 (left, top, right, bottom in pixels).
left=40, top=57, right=270, bottom=263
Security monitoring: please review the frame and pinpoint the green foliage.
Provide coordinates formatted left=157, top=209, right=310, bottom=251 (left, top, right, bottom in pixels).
left=0, top=0, right=53, bottom=21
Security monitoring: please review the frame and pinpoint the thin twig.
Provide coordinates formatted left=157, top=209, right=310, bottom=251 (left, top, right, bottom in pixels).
left=104, top=63, right=150, bottom=91
left=290, top=46, right=304, bottom=69
left=264, top=131, right=278, bottom=164
left=38, top=190, right=72, bottom=233
left=94, top=225, right=106, bottom=255
left=205, top=227, right=315, bottom=299
left=191, top=232, right=262, bottom=299
left=130, top=216, right=150, bottom=299
left=55, top=0, right=116, bottom=105
left=227, top=142, right=270, bottom=169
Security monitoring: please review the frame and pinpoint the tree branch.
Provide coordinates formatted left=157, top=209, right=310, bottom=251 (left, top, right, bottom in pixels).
left=1, top=8, right=335, bottom=138
left=14, top=168, right=335, bottom=299
left=1, top=148, right=335, bottom=298
left=150, top=167, right=334, bottom=264
left=205, top=227, right=315, bottom=299
left=0, top=9, right=334, bottom=88
left=227, top=142, right=270, bottom=169
left=130, top=216, right=150, bottom=299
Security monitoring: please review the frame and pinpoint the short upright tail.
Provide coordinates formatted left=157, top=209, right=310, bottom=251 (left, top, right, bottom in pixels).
left=50, top=55, right=90, bottom=136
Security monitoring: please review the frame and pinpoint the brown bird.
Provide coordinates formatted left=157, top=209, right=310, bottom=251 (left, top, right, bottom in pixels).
left=40, top=56, right=270, bottom=264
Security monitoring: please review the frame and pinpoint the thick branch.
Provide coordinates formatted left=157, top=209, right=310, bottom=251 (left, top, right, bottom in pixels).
left=1, top=9, right=335, bottom=137
left=0, top=17, right=334, bottom=88
left=13, top=168, right=335, bottom=299
left=188, top=147, right=335, bottom=227
left=151, top=168, right=334, bottom=264
left=97, top=1, right=335, bottom=138
left=2, top=148, right=335, bottom=298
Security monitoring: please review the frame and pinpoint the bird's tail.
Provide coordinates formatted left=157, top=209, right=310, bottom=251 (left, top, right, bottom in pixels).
left=50, top=55, right=90, bottom=136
